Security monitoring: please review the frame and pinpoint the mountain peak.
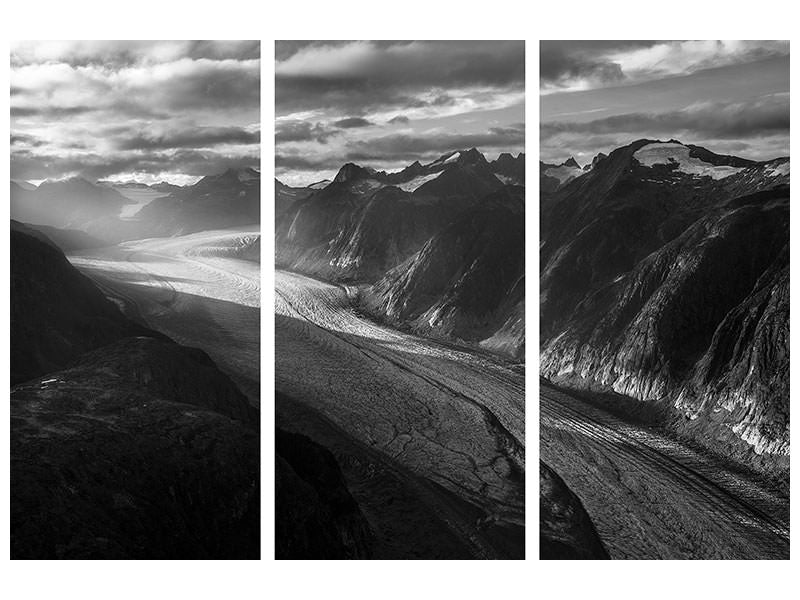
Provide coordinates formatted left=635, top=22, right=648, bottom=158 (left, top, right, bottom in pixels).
left=562, top=157, right=580, bottom=169
left=333, top=162, right=373, bottom=183
left=584, top=152, right=608, bottom=171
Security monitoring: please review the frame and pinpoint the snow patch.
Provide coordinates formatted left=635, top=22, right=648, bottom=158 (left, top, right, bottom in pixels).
left=544, top=165, right=584, bottom=185
left=396, top=172, right=442, bottom=192
left=634, top=142, right=744, bottom=180
left=428, top=151, right=461, bottom=169
left=443, top=151, right=461, bottom=165
left=766, top=161, right=790, bottom=178
left=495, top=174, right=520, bottom=185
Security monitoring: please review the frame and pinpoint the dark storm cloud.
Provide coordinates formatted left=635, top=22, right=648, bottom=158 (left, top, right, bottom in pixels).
left=276, top=122, right=525, bottom=176
left=540, top=43, right=627, bottom=87
left=333, top=117, right=375, bottom=129
left=540, top=96, right=789, bottom=141
left=540, top=40, right=790, bottom=91
left=350, top=126, right=524, bottom=158
left=275, top=153, right=343, bottom=172
left=275, top=41, right=524, bottom=185
left=275, top=40, right=524, bottom=114
left=10, top=133, right=44, bottom=147
left=116, top=126, right=260, bottom=151
left=275, top=120, right=338, bottom=144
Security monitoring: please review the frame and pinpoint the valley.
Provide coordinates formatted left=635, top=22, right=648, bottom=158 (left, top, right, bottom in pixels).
left=274, top=147, right=526, bottom=558
left=10, top=223, right=260, bottom=558
left=541, top=380, right=789, bottom=559
left=70, top=227, right=261, bottom=404
left=275, top=269, right=525, bottom=558
left=539, top=138, right=790, bottom=559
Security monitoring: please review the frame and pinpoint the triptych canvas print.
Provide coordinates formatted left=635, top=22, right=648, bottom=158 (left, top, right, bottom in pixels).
left=7, top=40, right=790, bottom=562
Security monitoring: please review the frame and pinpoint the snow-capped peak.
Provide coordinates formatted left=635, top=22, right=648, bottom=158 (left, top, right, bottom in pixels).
left=633, top=142, right=744, bottom=180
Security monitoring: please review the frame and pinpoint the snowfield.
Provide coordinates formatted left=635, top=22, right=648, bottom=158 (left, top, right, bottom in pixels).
left=275, top=269, right=525, bottom=545
left=544, top=164, right=584, bottom=184
left=69, top=226, right=260, bottom=403
left=634, top=142, right=744, bottom=179
left=395, top=172, right=442, bottom=192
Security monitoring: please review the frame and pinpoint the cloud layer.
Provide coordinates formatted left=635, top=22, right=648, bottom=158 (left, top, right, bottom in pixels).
left=275, top=40, right=525, bottom=186
left=540, top=41, right=789, bottom=164
left=11, top=40, right=260, bottom=184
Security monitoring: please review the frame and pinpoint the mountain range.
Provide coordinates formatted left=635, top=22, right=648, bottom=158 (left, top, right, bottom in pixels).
left=275, top=148, right=525, bottom=357
left=10, top=167, right=261, bottom=245
left=540, top=139, right=789, bottom=474
left=10, top=223, right=259, bottom=558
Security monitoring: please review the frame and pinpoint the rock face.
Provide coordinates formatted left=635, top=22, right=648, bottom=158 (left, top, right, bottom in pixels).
left=490, top=152, right=525, bottom=185
left=365, top=187, right=525, bottom=358
left=276, top=428, right=373, bottom=559
left=275, top=178, right=314, bottom=218
left=275, top=148, right=508, bottom=283
left=10, top=225, right=260, bottom=559
left=275, top=148, right=525, bottom=357
left=540, top=462, right=609, bottom=560
left=540, top=139, right=790, bottom=463
left=540, top=158, right=586, bottom=192
left=11, top=342, right=260, bottom=559
left=10, top=227, right=157, bottom=384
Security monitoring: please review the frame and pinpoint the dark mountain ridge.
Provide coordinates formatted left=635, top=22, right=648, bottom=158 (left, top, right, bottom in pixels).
left=275, top=148, right=525, bottom=357
left=361, top=187, right=525, bottom=357
left=10, top=224, right=259, bottom=558
left=540, top=139, right=789, bottom=470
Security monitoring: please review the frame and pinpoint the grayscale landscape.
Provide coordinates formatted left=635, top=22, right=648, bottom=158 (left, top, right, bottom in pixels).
left=539, top=41, right=789, bottom=560
left=10, top=41, right=260, bottom=559
left=274, top=41, right=525, bottom=559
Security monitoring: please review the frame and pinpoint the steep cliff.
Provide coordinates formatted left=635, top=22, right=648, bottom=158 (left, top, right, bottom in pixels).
left=540, top=462, right=609, bottom=560
left=10, top=224, right=260, bottom=558
left=276, top=428, right=373, bottom=559
left=364, top=187, right=525, bottom=358
left=540, top=139, right=789, bottom=466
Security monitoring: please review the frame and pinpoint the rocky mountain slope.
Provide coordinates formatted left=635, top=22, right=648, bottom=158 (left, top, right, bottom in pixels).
left=540, top=139, right=789, bottom=467
left=10, top=225, right=259, bottom=558
left=275, top=178, right=314, bottom=218
left=540, top=462, right=609, bottom=560
left=363, top=186, right=525, bottom=358
left=276, top=426, right=373, bottom=559
left=10, top=226, right=157, bottom=384
left=276, top=148, right=525, bottom=357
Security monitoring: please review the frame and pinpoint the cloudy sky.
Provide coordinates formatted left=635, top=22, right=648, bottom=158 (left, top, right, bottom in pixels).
left=540, top=40, right=789, bottom=165
left=275, top=41, right=525, bottom=186
left=11, top=41, right=260, bottom=185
